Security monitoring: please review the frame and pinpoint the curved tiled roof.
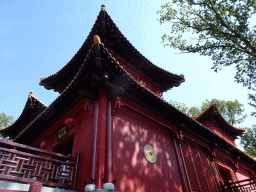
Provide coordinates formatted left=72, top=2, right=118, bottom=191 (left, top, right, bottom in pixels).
left=13, top=38, right=256, bottom=168
left=192, top=101, right=245, bottom=138
left=0, top=91, right=47, bottom=139
left=39, top=6, right=185, bottom=93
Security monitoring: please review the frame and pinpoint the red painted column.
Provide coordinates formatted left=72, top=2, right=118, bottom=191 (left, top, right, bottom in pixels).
left=95, top=88, right=107, bottom=189
left=89, top=101, right=99, bottom=184
left=106, top=100, right=113, bottom=183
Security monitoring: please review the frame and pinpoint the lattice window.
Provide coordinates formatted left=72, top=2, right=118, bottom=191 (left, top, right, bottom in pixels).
left=181, top=138, right=201, bottom=191
left=197, top=145, right=219, bottom=192
left=181, top=138, right=219, bottom=192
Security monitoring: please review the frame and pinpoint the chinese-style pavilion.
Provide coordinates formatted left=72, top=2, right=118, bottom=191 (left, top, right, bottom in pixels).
left=1, top=5, right=256, bottom=192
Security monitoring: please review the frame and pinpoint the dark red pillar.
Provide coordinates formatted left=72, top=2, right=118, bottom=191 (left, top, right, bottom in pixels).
left=95, top=88, right=107, bottom=189
left=106, top=100, right=113, bottom=183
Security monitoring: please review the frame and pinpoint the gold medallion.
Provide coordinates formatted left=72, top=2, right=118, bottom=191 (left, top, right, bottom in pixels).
left=144, top=144, right=156, bottom=163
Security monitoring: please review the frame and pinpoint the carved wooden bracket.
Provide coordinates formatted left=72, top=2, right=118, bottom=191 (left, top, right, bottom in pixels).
left=111, top=96, right=123, bottom=114
left=234, top=157, right=240, bottom=172
left=85, top=98, right=95, bottom=115
left=209, top=143, right=217, bottom=161
left=174, top=128, right=184, bottom=143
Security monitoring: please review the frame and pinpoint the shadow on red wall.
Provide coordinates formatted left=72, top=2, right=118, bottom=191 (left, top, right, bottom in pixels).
left=112, top=107, right=184, bottom=192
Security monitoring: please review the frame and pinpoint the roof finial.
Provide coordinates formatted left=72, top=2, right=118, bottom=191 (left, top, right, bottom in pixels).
left=101, top=4, right=105, bottom=11
left=94, top=35, right=101, bottom=45
left=29, top=91, right=35, bottom=97
left=210, top=100, right=217, bottom=107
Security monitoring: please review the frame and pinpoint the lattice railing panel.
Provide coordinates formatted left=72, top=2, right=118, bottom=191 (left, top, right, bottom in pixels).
left=0, top=139, right=79, bottom=189
left=221, top=178, right=256, bottom=192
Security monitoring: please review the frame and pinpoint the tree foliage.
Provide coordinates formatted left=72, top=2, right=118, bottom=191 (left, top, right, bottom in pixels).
left=170, top=99, right=247, bottom=125
left=157, top=0, right=256, bottom=115
left=240, top=125, right=256, bottom=157
left=169, top=100, right=202, bottom=116
left=0, top=112, right=15, bottom=140
left=0, top=112, right=15, bottom=127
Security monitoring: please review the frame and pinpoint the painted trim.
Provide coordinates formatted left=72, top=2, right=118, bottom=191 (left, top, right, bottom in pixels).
left=206, top=151, right=221, bottom=192
left=31, top=99, right=86, bottom=147
left=173, top=135, right=192, bottom=192
left=215, top=161, right=237, bottom=182
left=111, top=96, right=178, bottom=134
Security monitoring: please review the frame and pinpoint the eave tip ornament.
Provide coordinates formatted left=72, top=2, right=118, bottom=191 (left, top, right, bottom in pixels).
left=40, top=76, right=46, bottom=81
left=94, top=35, right=101, bottom=45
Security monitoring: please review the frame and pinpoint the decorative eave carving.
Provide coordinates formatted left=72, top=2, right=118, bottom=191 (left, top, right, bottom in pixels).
left=111, top=96, right=178, bottom=135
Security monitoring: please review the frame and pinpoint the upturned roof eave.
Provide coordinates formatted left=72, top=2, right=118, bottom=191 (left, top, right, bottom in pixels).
left=39, top=9, right=185, bottom=93
left=0, top=92, right=47, bottom=139
left=193, top=102, right=245, bottom=137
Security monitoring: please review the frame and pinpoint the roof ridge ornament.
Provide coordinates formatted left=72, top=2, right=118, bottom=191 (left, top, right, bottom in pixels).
left=210, top=100, right=217, bottom=107
left=94, top=35, right=101, bottom=45
left=29, top=91, right=35, bottom=97
left=28, top=91, right=48, bottom=107
left=101, top=4, right=106, bottom=11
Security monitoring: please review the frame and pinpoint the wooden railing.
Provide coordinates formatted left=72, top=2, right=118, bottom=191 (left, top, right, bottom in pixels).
left=220, top=178, right=256, bottom=192
left=0, top=139, right=80, bottom=191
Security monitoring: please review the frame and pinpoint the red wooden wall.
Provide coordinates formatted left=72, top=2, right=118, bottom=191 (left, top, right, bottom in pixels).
left=236, top=167, right=252, bottom=186
left=25, top=95, right=256, bottom=192
left=112, top=106, right=184, bottom=192
left=30, top=98, right=94, bottom=192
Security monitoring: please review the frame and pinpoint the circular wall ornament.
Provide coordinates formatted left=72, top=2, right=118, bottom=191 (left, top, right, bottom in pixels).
left=144, top=144, right=156, bottom=163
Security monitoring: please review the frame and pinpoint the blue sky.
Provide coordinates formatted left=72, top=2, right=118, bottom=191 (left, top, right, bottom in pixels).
left=0, top=0, right=255, bottom=148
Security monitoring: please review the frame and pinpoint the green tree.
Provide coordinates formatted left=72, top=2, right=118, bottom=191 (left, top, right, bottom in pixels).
left=169, top=100, right=203, bottom=116
left=0, top=112, right=15, bottom=140
left=157, top=0, right=256, bottom=115
left=240, top=125, right=256, bottom=157
left=169, top=101, right=189, bottom=113
left=170, top=99, right=247, bottom=125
